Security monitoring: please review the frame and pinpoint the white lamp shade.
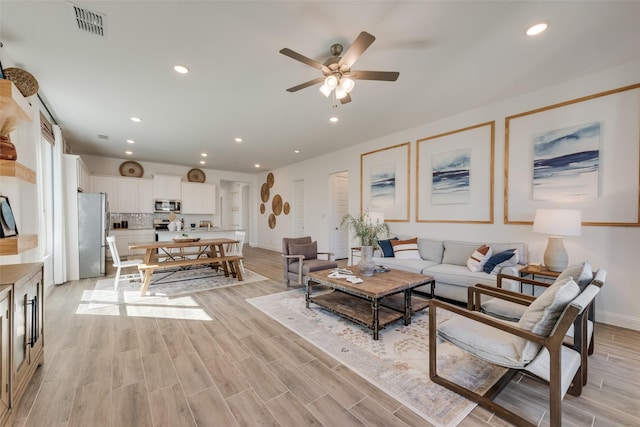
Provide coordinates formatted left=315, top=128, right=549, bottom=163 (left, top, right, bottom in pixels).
left=319, top=84, right=332, bottom=97
left=340, top=77, right=355, bottom=93
left=533, top=209, right=581, bottom=236
left=334, top=86, right=347, bottom=100
left=324, top=75, right=338, bottom=89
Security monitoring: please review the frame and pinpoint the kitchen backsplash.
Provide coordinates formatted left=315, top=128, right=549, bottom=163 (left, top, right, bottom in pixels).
left=109, top=213, right=218, bottom=229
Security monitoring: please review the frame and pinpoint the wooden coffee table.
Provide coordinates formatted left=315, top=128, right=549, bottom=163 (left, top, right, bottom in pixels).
left=304, top=269, right=435, bottom=340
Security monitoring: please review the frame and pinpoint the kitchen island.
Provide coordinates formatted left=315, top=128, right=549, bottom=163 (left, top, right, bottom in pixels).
left=156, top=228, right=244, bottom=242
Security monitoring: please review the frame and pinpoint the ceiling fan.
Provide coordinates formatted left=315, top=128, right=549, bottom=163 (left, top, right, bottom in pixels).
left=280, top=31, right=399, bottom=104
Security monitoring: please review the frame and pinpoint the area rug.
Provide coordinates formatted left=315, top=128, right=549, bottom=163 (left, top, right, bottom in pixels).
left=246, top=289, right=507, bottom=427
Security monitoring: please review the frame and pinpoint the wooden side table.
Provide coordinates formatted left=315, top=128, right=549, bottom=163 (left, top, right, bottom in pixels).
left=350, top=247, right=362, bottom=266
left=519, top=264, right=560, bottom=294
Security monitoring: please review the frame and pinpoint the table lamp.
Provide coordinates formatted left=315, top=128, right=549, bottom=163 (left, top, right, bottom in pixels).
left=533, top=208, right=582, bottom=272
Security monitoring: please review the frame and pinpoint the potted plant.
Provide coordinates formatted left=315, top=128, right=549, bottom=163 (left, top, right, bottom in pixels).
left=341, top=212, right=390, bottom=276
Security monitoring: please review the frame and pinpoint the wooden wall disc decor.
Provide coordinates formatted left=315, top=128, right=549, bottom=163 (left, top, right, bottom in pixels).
left=266, top=172, right=275, bottom=188
left=272, top=194, right=283, bottom=215
left=187, top=168, right=206, bottom=183
left=283, top=202, right=290, bottom=215
left=119, top=161, right=144, bottom=177
left=260, top=203, right=265, bottom=214
left=268, top=213, right=276, bottom=229
left=260, top=183, right=270, bottom=202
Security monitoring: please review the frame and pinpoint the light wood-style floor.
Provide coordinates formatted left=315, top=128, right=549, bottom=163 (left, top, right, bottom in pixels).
left=14, top=246, right=640, bottom=426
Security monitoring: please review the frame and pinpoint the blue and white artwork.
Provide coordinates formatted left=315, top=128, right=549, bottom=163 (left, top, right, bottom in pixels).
left=370, top=163, right=396, bottom=208
left=533, top=122, right=600, bottom=200
left=431, top=148, right=471, bottom=205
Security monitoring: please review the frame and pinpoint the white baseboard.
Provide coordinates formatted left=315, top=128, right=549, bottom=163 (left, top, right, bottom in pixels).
left=596, top=309, right=640, bottom=331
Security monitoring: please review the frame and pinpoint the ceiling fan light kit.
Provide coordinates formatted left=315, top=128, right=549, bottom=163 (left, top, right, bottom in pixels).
left=280, top=31, right=399, bottom=105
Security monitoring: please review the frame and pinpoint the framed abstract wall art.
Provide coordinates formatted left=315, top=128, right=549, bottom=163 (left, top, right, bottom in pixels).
left=505, top=83, right=640, bottom=226
left=360, top=142, right=410, bottom=222
left=416, top=121, right=494, bottom=223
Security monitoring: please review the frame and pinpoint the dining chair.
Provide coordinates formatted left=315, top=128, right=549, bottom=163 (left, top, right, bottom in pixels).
left=225, top=230, right=246, bottom=273
left=106, top=235, right=144, bottom=290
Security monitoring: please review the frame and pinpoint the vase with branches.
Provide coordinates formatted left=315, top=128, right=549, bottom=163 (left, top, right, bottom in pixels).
left=341, top=212, right=390, bottom=276
left=0, top=102, right=19, bottom=161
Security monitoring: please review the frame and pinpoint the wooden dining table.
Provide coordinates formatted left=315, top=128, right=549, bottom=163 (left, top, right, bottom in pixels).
left=128, top=238, right=243, bottom=295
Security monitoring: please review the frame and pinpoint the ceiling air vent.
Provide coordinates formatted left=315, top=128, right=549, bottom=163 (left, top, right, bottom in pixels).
left=69, top=2, right=106, bottom=37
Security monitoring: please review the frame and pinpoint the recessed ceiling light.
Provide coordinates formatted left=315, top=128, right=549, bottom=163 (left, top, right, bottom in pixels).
left=126, top=139, right=135, bottom=144
left=201, top=153, right=208, bottom=157
left=329, top=117, right=339, bottom=123
left=125, top=150, right=133, bottom=155
left=294, top=150, right=300, bottom=154
left=235, top=137, right=243, bottom=143
left=254, top=164, right=260, bottom=168
left=174, top=65, right=189, bottom=74
left=526, top=22, right=548, bottom=36
left=200, top=160, right=205, bottom=165
left=130, top=117, right=142, bottom=123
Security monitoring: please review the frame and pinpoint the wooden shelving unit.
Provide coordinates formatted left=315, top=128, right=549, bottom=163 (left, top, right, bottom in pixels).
left=0, top=160, right=36, bottom=184
left=1, top=79, right=38, bottom=255
left=0, top=235, right=38, bottom=256
left=0, top=79, right=33, bottom=121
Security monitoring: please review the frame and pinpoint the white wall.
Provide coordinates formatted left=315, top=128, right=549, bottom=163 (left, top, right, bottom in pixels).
left=256, top=60, right=640, bottom=331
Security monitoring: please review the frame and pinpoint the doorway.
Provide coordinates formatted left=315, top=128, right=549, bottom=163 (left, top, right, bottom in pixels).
left=329, top=171, right=349, bottom=260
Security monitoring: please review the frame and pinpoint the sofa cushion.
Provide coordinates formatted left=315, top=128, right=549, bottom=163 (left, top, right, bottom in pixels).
left=424, top=264, right=499, bottom=288
left=491, top=242, right=528, bottom=264
left=289, top=258, right=338, bottom=275
left=481, top=299, right=527, bottom=321
left=372, top=257, right=438, bottom=275
left=417, top=238, right=445, bottom=263
left=442, top=241, right=480, bottom=266
left=467, top=244, right=493, bottom=272
left=518, top=277, right=580, bottom=361
left=377, top=237, right=398, bottom=257
left=438, top=315, right=531, bottom=368
left=483, top=249, right=518, bottom=274
left=289, top=241, right=317, bottom=260
left=557, top=261, right=593, bottom=289
left=391, top=238, right=421, bottom=259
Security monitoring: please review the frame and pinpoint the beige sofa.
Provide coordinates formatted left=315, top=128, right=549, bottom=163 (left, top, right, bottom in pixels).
left=371, top=237, right=527, bottom=303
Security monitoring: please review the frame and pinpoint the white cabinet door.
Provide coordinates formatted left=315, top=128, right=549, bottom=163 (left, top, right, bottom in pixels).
left=118, top=178, right=137, bottom=213
left=92, top=176, right=119, bottom=213
left=153, top=175, right=182, bottom=200
left=182, top=182, right=216, bottom=214
left=137, top=179, right=154, bottom=213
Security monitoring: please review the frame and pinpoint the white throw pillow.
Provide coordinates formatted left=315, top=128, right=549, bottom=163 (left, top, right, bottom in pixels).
left=391, top=238, right=421, bottom=260
left=467, top=244, right=493, bottom=272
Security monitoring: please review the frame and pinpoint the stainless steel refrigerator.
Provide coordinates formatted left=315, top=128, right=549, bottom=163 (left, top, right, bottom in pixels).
left=78, top=192, right=109, bottom=278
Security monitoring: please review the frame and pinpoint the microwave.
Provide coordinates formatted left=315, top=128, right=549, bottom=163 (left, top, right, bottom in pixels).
left=154, top=199, right=181, bottom=213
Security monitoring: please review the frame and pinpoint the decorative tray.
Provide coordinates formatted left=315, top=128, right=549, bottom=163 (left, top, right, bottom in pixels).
left=172, top=236, right=201, bottom=242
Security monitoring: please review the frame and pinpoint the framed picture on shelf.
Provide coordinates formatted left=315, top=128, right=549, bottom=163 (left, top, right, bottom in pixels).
left=0, top=196, right=18, bottom=237
left=416, top=121, right=494, bottom=223
left=505, top=83, right=640, bottom=226
left=360, top=142, right=410, bottom=222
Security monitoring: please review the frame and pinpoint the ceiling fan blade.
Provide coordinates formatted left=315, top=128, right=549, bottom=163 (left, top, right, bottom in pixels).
left=339, top=31, right=376, bottom=68
left=280, top=48, right=329, bottom=73
left=350, top=70, right=400, bottom=81
left=286, top=77, right=325, bottom=92
left=340, top=93, right=352, bottom=104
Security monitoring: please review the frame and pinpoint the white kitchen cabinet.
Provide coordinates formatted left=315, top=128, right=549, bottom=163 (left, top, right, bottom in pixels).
left=153, top=174, right=182, bottom=200
left=92, top=175, right=119, bottom=212
left=181, top=182, right=216, bottom=214
left=118, top=178, right=153, bottom=213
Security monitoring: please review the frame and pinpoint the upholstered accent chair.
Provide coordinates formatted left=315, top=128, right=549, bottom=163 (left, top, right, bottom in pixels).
left=468, top=263, right=604, bottom=387
left=282, top=236, right=337, bottom=287
left=429, top=272, right=604, bottom=426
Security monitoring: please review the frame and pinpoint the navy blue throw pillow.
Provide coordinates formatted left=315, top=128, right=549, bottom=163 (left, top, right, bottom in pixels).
left=483, top=249, right=517, bottom=274
left=377, top=237, right=398, bottom=257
